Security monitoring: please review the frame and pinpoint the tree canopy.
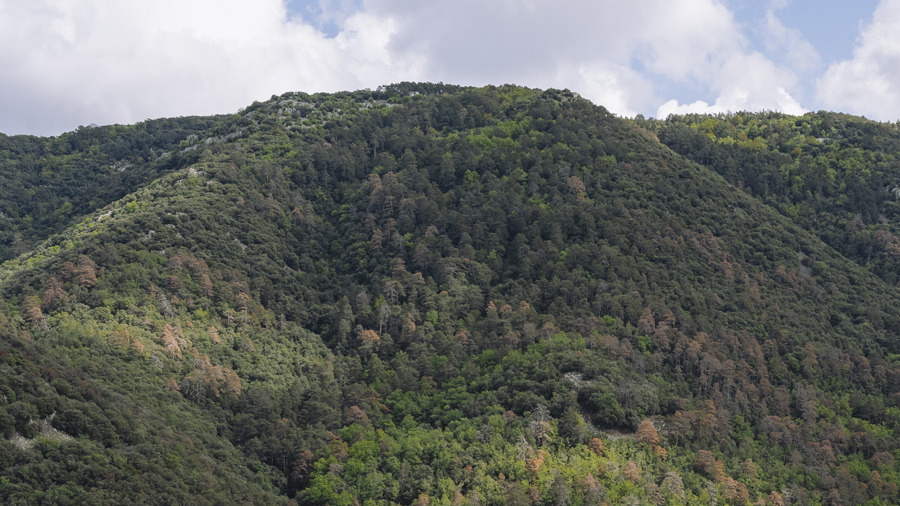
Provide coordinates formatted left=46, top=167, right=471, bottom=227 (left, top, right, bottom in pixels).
left=1, top=84, right=899, bottom=504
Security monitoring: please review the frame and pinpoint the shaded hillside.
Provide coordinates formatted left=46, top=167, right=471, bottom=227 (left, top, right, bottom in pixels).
left=0, top=116, right=232, bottom=262
left=650, top=112, right=900, bottom=285
left=1, top=85, right=899, bottom=504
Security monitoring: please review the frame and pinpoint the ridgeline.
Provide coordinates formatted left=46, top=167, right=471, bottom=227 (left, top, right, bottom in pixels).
left=1, top=83, right=899, bottom=504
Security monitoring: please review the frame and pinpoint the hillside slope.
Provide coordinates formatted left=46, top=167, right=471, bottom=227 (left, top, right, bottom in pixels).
left=1, top=84, right=899, bottom=504
left=650, top=111, right=900, bottom=286
left=0, top=116, right=235, bottom=263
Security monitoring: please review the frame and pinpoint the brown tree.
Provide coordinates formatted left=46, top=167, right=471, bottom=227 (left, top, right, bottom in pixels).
left=588, top=437, right=605, bottom=457
left=635, top=420, right=660, bottom=446
left=401, top=313, right=417, bottom=341
left=73, top=255, right=98, bottom=288
left=525, top=449, right=546, bottom=481
left=41, top=277, right=67, bottom=311
left=391, top=257, right=407, bottom=278
left=165, top=377, right=181, bottom=392
left=765, top=491, right=785, bottom=506
left=208, top=326, right=221, bottom=344
left=160, top=324, right=181, bottom=357
left=60, top=261, right=76, bottom=281
left=22, top=295, right=45, bottom=328
left=235, top=292, right=251, bottom=312
left=384, top=280, right=401, bottom=304
left=722, top=477, right=750, bottom=504
left=622, top=461, right=641, bottom=483
left=567, top=175, right=587, bottom=202
left=199, top=274, right=214, bottom=297
left=359, top=328, right=380, bottom=349
left=695, top=450, right=717, bottom=476
left=651, top=444, right=669, bottom=461
left=292, top=449, right=316, bottom=480
left=638, top=307, right=655, bottom=335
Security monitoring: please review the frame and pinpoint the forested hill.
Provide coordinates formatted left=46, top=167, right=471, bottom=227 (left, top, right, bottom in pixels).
left=1, top=83, right=899, bottom=504
left=648, top=112, right=900, bottom=286
left=0, top=116, right=227, bottom=263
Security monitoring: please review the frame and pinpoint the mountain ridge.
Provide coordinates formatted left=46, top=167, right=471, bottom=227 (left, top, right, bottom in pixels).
left=1, top=84, right=898, bottom=504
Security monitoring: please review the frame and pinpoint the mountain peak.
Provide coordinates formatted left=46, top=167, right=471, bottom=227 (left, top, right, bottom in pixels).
left=2, top=84, right=899, bottom=504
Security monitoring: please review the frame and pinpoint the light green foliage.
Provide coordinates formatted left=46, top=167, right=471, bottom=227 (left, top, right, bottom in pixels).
left=0, top=84, right=898, bottom=504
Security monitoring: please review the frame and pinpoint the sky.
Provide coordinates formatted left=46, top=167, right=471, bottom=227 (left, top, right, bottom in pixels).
left=0, top=0, right=896, bottom=136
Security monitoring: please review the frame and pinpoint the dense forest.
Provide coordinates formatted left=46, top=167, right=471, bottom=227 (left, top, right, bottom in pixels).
left=1, top=83, right=899, bottom=504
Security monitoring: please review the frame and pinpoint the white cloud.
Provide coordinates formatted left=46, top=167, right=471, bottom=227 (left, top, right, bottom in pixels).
left=0, top=0, right=417, bottom=135
left=360, top=0, right=664, bottom=115
left=647, top=6, right=807, bottom=118
left=570, top=64, right=652, bottom=118
left=816, top=0, right=900, bottom=121
left=658, top=83, right=805, bottom=118
left=0, top=0, right=813, bottom=134
left=630, top=0, right=740, bottom=82
left=365, top=0, right=807, bottom=119
left=764, top=10, right=820, bottom=74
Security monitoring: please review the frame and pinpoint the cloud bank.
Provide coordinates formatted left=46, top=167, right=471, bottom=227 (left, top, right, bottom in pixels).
left=817, top=0, right=900, bottom=121
left=0, top=0, right=415, bottom=135
left=0, top=0, right=895, bottom=135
